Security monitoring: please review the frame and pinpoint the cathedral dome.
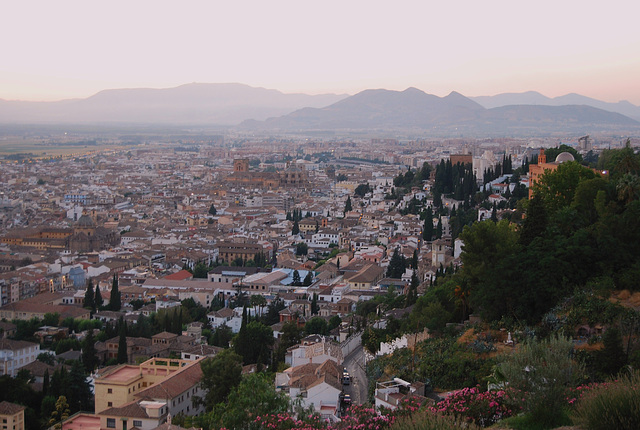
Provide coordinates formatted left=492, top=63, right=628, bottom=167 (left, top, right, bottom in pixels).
left=76, top=214, right=95, bottom=227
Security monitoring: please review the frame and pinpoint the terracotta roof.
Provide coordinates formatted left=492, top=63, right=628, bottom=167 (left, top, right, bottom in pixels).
left=0, top=338, right=38, bottom=351
left=0, top=401, right=26, bottom=415
left=99, top=400, right=151, bottom=419
left=163, top=270, right=193, bottom=281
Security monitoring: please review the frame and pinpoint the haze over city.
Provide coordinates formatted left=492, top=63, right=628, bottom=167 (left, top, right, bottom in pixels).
left=2, top=0, right=639, bottom=104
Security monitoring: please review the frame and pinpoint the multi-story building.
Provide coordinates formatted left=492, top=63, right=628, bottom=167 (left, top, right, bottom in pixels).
left=0, top=401, right=25, bottom=430
left=93, top=357, right=205, bottom=415
left=216, top=240, right=266, bottom=265
left=0, top=339, right=40, bottom=377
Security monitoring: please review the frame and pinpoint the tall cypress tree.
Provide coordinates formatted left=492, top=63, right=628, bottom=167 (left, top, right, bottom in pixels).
left=94, top=284, right=103, bottom=309
left=344, top=196, right=352, bottom=215
left=411, top=250, right=418, bottom=270
left=303, top=271, right=313, bottom=286
left=82, top=329, right=98, bottom=372
left=117, top=320, right=127, bottom=364
left=109, top=274, right=121, bottom=311
left=519, top=194, right=548, bottom=245
left=406, top=271, right=419, bottom=306
left=83, top=279, right=94, bottom=311
left=43, top=368, right=50, bottom=396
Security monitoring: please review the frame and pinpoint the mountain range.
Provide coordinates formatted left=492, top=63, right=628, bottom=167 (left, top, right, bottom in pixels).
left=1, top=83, right=639, bottom=135
left=471, top=91, right=640, bottom=121
left=243, top=88, right=639, bottom=135
left=0, top=83, right=348, bottom=126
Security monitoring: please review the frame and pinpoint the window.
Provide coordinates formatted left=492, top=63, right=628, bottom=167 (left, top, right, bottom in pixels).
left=107, top=388, right=112, bottom=394
left=106, top=418, right=116, bottom=428
left=133, top=421, right=142, bottom=427
left=108, top=402, right=113, bottom=407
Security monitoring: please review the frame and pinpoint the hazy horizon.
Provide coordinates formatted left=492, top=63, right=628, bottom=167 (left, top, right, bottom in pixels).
left=3, top=1, right=639, bottom=104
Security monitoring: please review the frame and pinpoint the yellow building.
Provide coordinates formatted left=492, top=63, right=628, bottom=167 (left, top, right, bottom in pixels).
left=94, top=357, right=204, bottom=416
left=0, top=401, right=25, bottom=430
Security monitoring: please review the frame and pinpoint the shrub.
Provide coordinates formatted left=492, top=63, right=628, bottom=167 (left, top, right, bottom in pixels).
left=496, top=335, right=583, bottom=427
left=429, top=386, right=523, bottom=427
left=390, top=409, right=481, bottom=430
left=338, top=404, right=395, bottom=429
left=572, top=371, right=640, bottom=430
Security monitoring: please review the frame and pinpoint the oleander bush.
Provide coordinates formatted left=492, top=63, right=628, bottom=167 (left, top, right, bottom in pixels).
left=572, top=370, right=640, bottom=430
left=429, top=386, right=523, bottom=427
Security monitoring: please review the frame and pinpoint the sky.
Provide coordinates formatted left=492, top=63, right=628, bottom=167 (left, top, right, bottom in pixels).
left=2, top=0, right=640, bottom=104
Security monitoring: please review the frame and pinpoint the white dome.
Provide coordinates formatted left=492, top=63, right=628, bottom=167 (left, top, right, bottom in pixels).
left=555, top=152, right=575, bottom=163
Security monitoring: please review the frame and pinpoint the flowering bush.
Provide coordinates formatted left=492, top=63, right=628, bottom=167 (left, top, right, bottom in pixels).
left=253, top=412, right=327, bottom=430
left=572, top=371, right=640, bottom=430
left=565, top=381, right=609, bottom=406
left=430, top=386, right=523, bottom=427
left=337, top=404, right=395, bottom=430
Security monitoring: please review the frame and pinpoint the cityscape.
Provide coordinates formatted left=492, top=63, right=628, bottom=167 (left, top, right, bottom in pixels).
left=1, top=2, right=640, bottom=430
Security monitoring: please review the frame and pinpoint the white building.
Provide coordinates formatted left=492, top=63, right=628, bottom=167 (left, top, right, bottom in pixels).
left=276, top=360, right=342, bottom=422
left=0, top=339, right=40, bottom=377
left=207, top=307, right=243, bottom=333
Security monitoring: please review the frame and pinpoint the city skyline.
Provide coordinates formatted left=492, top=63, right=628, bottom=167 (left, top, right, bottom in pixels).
left=2, top=0, right=639, bottom=104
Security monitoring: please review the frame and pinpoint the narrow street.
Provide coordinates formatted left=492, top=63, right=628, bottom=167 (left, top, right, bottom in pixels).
left=342, top=344, right=368, bottom=405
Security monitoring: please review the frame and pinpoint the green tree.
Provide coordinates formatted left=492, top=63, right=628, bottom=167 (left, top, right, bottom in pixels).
left=594, top=327, right=626, bottom=378
left=116, top=320, right=127, bottom=364
left=37, top=352, right=55, bottom=366
left=303, top=271, right=313, bottom=287
left=616, top=173, right=640, bottom=204
left=291, top=270, right=301, bottom=286
left=233, top=321, right=274, bottom=365
left=544, top=144, right=583, bottom=164
left=292, top=219, right=299, bottom=235
left=519, top=194, right=548, bottom=246
left=295, top=242, right=308, bottom=256
left=305, top=316, right=329, bottom=335
left=406, top=271, right=419, bottom=306
left=208, top=203, right=217, bottom=216
left=43, top=312, right=60, bottom=327
left=94, top=284, right=103, bottom=309
left=196, top=349, right=243, bottom=411
left=386, top=248, right=406, bottom=278
left=328, top=315, right=342, bottom=331
left=273, top=321, right=303, bottom=365
left=532, top=161, right=597, bottom=214
left=193, top=262, right=209, bottom=278
left=109, top=274, right=121, bottom=311
left=83, top=279, right=94, bottom=312
left=496, top=336, right=583, bottom=427
left=43, top=368, right=50, bottom=395
left=82, top=330, right=99, bottom=372
left=423, top=208, right=434, bottom=241
left=460, top=220, right=521, bottom=322
left=250, top=294, right=267, bottom=318
left=48, top=396, right=71, bottom=429
left=210, top=324, right=234, bottom=348
left=218, top=372, right=290, bottom=430
left=344, top=195, right=352, bottom=214
left=354, top=183, right=371, bottom=198
left=67, top=360, right=93, bottom=413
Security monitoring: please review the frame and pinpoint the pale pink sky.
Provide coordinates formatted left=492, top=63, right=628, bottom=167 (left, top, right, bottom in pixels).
left=2, top=0, right=639, bottom=104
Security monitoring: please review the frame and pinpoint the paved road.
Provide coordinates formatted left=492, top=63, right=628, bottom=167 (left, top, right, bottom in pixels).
left=342, top=344, right=368, bottom=405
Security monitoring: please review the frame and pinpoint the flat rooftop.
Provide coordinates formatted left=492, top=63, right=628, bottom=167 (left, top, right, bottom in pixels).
left=98, top=365, right=141, bottom=383
left=62, top=413, right=101, bottom=430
